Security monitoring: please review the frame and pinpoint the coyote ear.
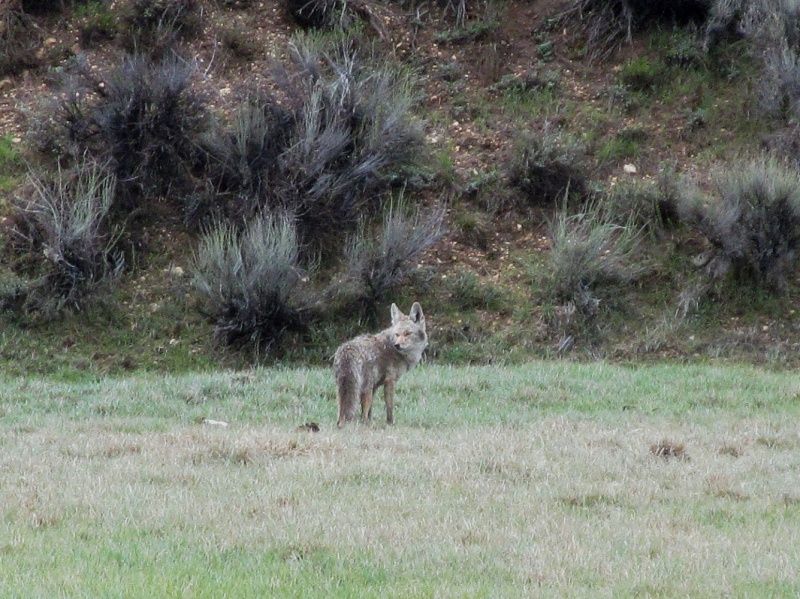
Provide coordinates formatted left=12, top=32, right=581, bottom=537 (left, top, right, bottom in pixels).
left=409, top=302, right=424, bottom=325
left=390, top=303, right=403, bottom=324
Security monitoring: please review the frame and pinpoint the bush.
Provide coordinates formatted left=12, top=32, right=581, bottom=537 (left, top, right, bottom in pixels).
left=678, top=156, right=800, bottom=292
left=724, top=0, right=800, bottom=120
left=191, top=212, right=312, bottom=351
left=75, top=1, right=118, bottom=49
left=618, top=56, right=663, bottom=92
left=8, top=161, right=123, bottom=315
left=201, top=33, right=422, bottom=251
left=342, top=200, right=445, bottom=324
left=196, top=92, right=294, bottom=223
left=557, top=0, right=712, bottom=62
left=32, top=55, right=209, bottom=211
left=543, top=203, right=645, bottom=315
left=95, top=55, right=207, bottom=205
left=217, top=21, right=261, bottom=63
left=508, top=124, right=587, bottom=207
left=445, top=268, right=507, bottom=312
left=117, top=0, right=201, bottom=56
left=603, top=175, right=680, bottom=232
left=0, top=7, right=43, bottom=76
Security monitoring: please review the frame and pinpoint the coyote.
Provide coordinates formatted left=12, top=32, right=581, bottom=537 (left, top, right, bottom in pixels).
left=334, top=302, right=427, bottom=427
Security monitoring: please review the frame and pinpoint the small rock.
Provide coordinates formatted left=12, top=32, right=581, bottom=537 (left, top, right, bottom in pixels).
left=623, top=164, right=637, bottom=174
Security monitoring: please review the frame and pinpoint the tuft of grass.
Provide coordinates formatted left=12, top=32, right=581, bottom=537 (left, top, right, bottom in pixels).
left=650, top=438, right=689, bottom=459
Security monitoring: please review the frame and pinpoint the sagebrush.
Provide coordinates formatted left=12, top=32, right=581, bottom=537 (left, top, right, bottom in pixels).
left=678, top=156, right=800, bottom=293
left=8, top=161, right=123, bottom=315
left=342, top=200, right=445, bottom=324
left=201, top=32, right=422, bottom=252
left=192, top=212, right=312, bottom=351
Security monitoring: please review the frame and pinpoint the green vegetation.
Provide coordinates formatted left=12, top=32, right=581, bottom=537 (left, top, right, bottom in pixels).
left=4, top=0, right=800, bottom=367
left=1, top=362, right=800, bottom=597
left=4, top=2, right=800, bottom=595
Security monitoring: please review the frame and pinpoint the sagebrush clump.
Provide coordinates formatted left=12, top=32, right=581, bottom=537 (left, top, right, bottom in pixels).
left=557, top=0, right=713, bottom=62
left=342, top=200, right=445, bottom=324
left=192, top=212, right=312, bottom=351
left=33, top=55, right=208, bottom=211
left=678, top=156, right=800, bottom=292
left=508, top=125, right=587, bottom=207
left=200, top=33, right=423, bottom=252
left=8, top=161, right=123, bottom=315
left=543, top=203, right=644, bottom=315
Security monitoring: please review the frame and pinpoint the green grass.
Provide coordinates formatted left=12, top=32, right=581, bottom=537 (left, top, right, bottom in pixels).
left=0, top=134, right=23, bottom=193
left=2, top=362, right=800, bottom=597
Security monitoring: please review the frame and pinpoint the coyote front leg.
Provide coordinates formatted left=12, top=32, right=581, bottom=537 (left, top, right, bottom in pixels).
left=384, top=379, right=395, bottom=425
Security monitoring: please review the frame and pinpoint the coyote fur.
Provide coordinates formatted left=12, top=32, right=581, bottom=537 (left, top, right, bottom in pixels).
left=334, top=302, right=427, bottom=427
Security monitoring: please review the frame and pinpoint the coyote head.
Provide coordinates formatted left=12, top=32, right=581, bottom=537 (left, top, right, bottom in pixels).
left=389, top=302, right=427, bottom=358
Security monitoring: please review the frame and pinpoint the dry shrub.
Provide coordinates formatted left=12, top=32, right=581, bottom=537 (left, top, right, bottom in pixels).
left=677, top=156, right=800, bottom=299
left=191, top=211, right=313, bottom=351
left=8, top=160, right=123, bottom=316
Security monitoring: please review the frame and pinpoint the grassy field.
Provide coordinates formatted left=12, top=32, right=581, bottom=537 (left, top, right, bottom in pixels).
left=1, top=361, right=800, bottom=598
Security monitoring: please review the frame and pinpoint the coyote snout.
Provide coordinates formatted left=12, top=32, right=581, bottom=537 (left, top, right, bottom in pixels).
left=334, top=302, right=427, bottom=427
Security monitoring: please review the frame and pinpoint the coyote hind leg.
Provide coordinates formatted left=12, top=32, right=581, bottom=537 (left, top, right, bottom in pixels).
left=360, top=390, right=374, bottom=424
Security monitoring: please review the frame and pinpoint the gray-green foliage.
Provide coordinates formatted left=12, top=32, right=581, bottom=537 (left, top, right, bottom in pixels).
left=343, top=200, right=445, bottom=323
left=715, top=0, right=800, bottom=119
left=10, top=161, right=122, bottom=314
left=543, top=202, right=645, bottom=314
left=202, top=32, right=422, bottom=252
left=678, top=156, right=800, bottom=292
left=192, top=212, right=312, bottom=350
left=508, top=124, right=587, bottom=207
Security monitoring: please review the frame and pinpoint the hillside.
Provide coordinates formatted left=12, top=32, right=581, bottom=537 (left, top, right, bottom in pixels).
left=2, top=0, right=800, bottom=377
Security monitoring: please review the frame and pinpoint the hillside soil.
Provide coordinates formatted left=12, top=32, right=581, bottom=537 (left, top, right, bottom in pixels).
left=1, top=0, right=800, bottom=377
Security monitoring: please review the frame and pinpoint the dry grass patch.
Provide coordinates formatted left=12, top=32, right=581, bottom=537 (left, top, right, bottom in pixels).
left=2, top=410, right=800, bottom=597
left=1, top=363, right=800, bottom=596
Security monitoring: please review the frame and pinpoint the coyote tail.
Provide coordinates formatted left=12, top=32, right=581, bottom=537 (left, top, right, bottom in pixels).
left=336, top=356, right=360, bottom=427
